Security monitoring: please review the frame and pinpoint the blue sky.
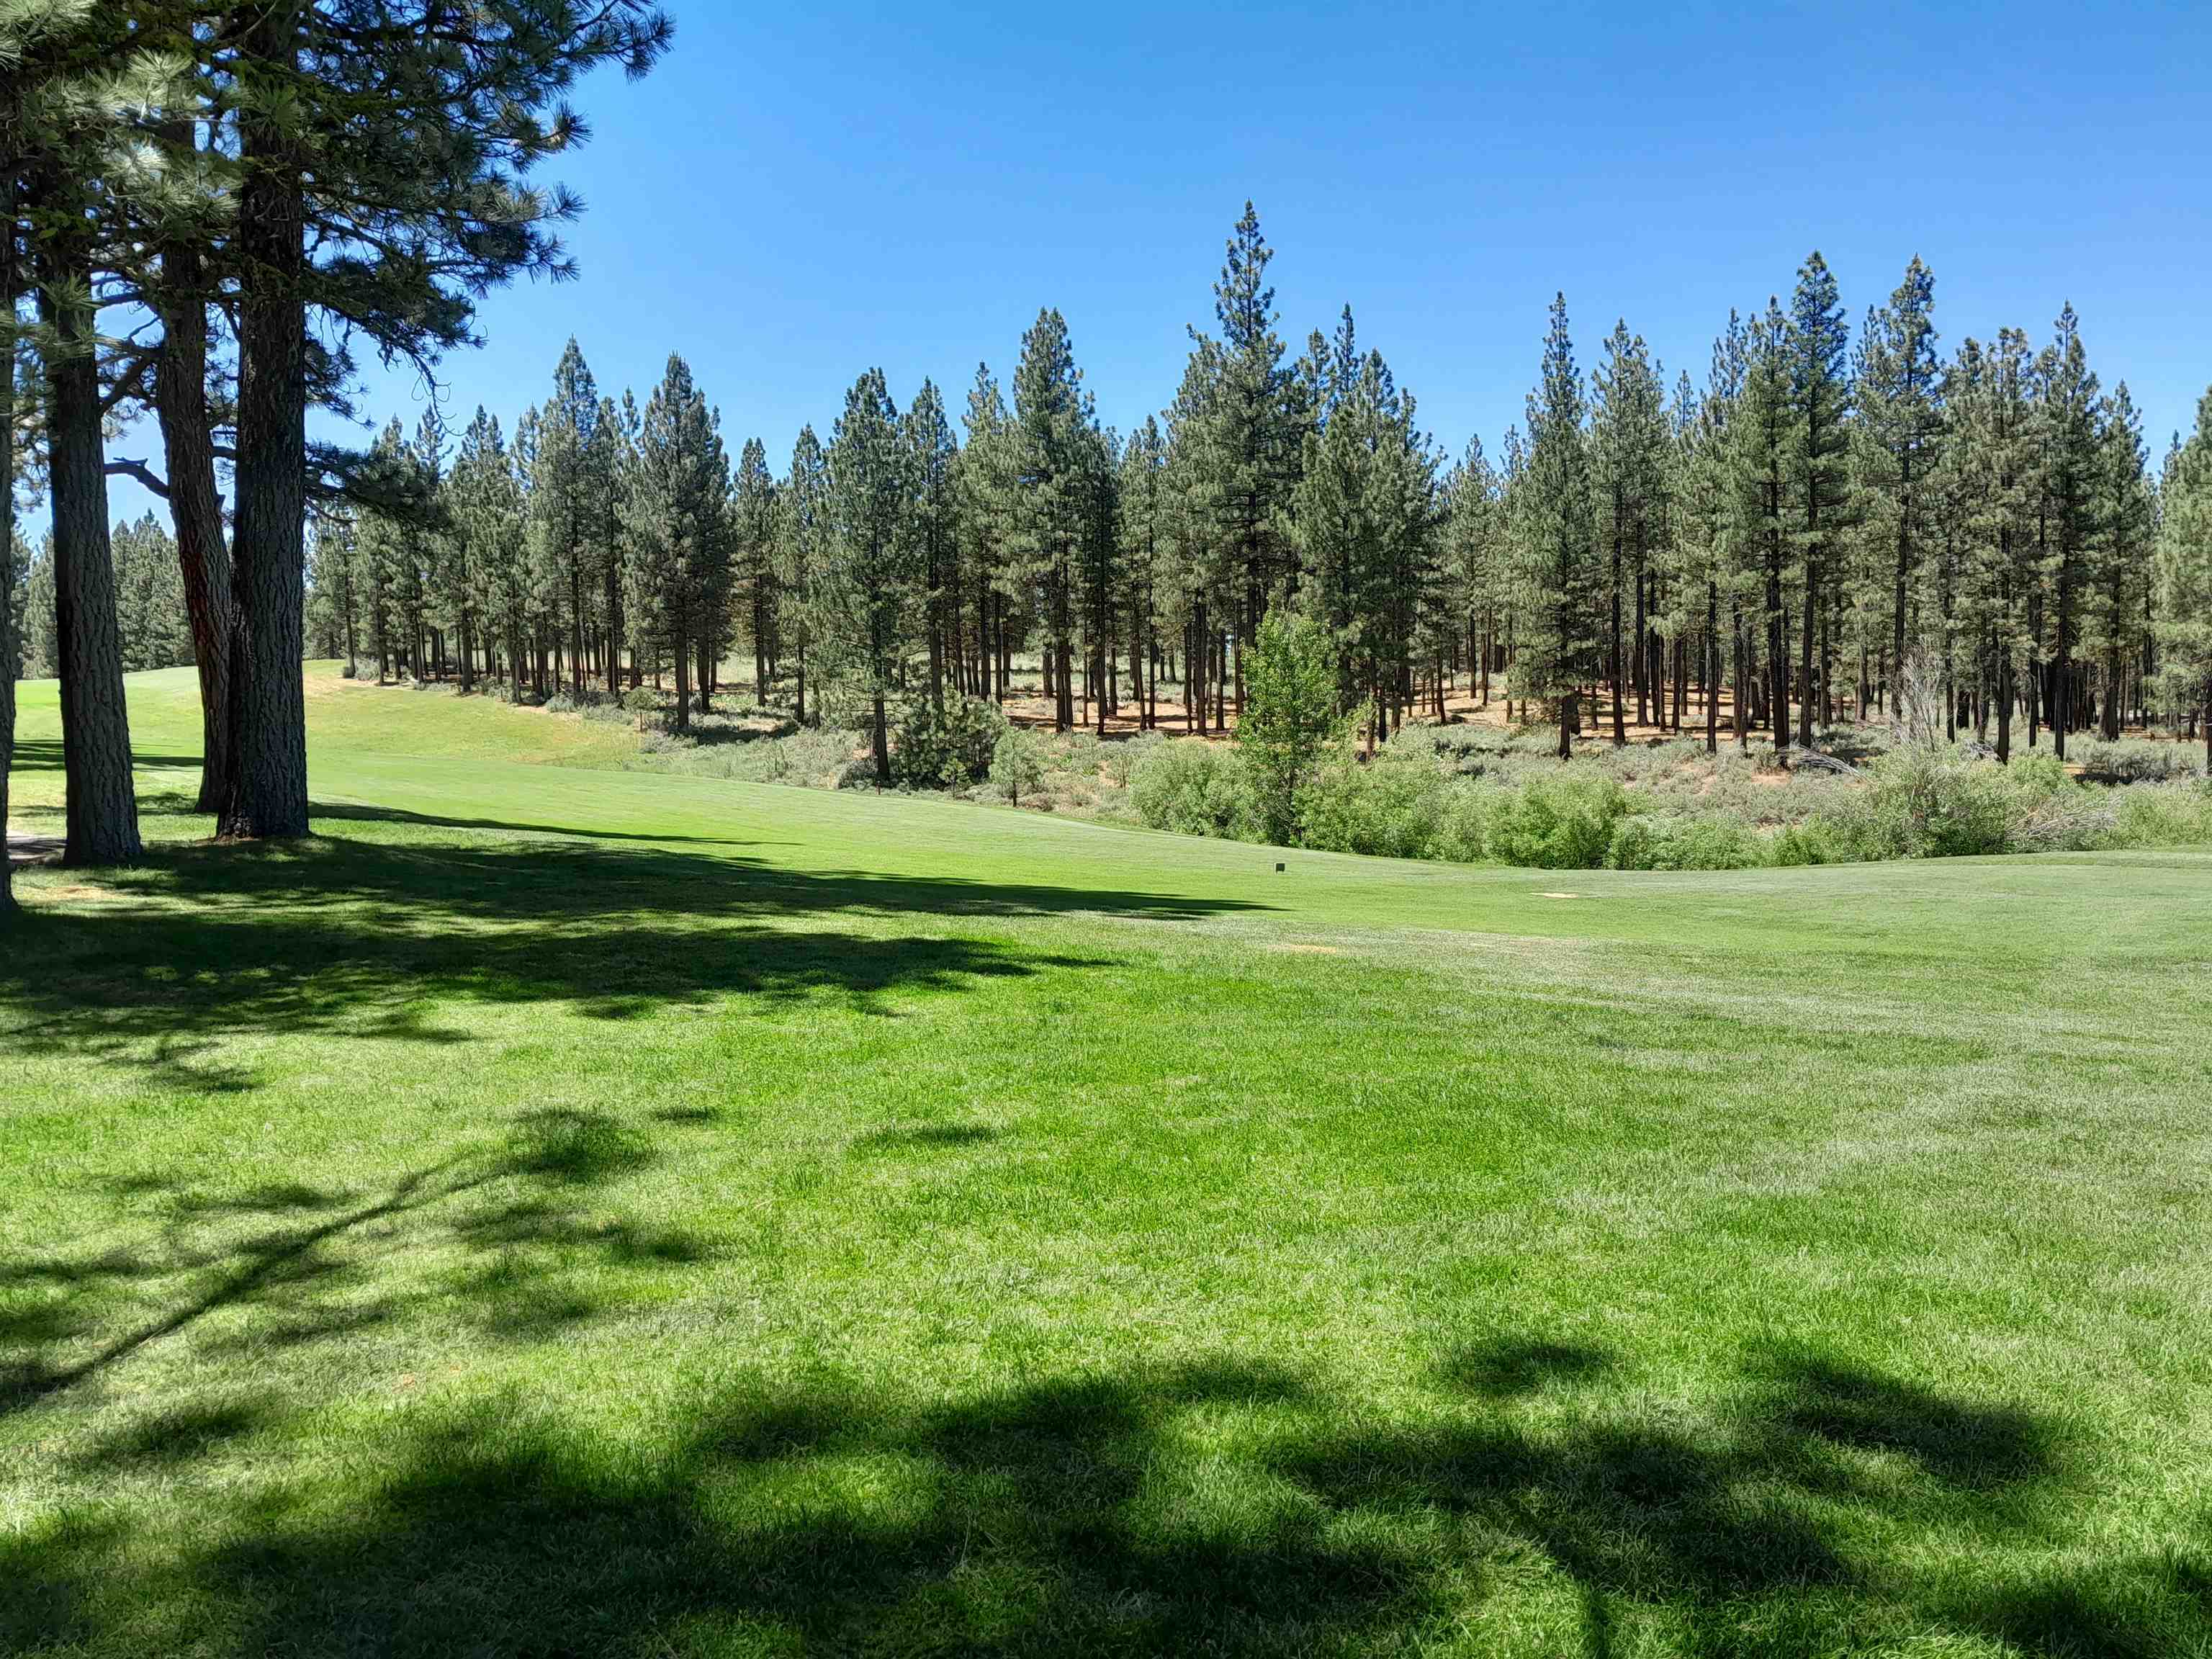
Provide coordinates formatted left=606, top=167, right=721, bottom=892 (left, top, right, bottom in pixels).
left=99, top=0, right=2212, bottom=531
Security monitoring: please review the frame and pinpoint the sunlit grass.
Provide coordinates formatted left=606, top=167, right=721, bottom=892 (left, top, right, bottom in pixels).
left=4, top=666, right=2211, bottom=1656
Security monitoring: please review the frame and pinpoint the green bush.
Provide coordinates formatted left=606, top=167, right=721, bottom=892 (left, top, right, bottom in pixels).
left=894, top=696, right=1008, bottom=789
left=988, top=729, right=1047, bottom=806
left=1485, top=775, right=1632, bottom=868
left=1606, top=811, right=1767, bottom=871
left=1128, top=739, right=1257, bottom=840
left=1300, top=747, right=1452, bottom=860
left=1866, top=744, right=2013, bottom=858
left=2107, top=781, right=2212, bottom=848
left=1101, top=731, right=1164, bottom=788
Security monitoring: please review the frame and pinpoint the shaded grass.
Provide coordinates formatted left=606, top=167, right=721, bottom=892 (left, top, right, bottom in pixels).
left=3, top=667, right=2211, bottom=1655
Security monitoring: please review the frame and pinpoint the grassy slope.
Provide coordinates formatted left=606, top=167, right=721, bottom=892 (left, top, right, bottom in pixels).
left=4, top=666, right=2211, bottom=1658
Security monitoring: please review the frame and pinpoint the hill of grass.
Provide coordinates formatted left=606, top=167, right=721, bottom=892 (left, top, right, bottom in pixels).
left=4, top=666, right=2211, bottom=1656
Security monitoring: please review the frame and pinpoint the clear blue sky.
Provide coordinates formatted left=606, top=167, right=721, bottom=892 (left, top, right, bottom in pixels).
left=99, top=0, right=2212, bottom=531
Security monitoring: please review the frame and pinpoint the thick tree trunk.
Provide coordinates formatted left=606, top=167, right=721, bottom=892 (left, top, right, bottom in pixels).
left=222, top=5, right=311, bottom=838
left=40, top=246, right=141, bottom=866
left=154, top=252, right=238, bottom=815
left=1, top=176, right=14, bottom=908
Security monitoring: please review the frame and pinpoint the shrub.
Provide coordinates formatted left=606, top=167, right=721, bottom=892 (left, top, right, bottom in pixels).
left=544, top=693, right=577, bottom=714
left=1866, top=744, right=2013, bottom=858
left=894, top=696, right=1008, bottom=789
left=1300, top=747, right=1452, bottom=860
left=1606, top=811, right=1767, bottom=871
left=2107, top=781, right=2212, bottom=848
left=621, top=686, right=661, bottom=717
left=2072, top=737, right=2204, bottom=784
left=1100, top=731, right=1164, bottom=788
left=1485, top=775, right=1632, bottom=868
left=1128, top=739, right=1257, bottom=840
left=987, top=729, right=1046, bottom=806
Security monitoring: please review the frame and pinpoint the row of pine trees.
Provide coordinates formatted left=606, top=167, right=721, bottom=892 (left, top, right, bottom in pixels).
left=315, top=207, right=2212, bottom=781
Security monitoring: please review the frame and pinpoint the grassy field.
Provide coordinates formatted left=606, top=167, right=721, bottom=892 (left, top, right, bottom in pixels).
left=4, top=665, right=2211, bottom=1658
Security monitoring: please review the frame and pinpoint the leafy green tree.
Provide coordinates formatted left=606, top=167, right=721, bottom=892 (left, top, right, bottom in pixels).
left=1237, top=607, right=1345, bottom=845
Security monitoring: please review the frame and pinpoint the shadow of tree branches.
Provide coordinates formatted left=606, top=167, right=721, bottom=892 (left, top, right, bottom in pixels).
left=5, top=1336, right=2203, bottom=1657
left=0, top=817, right=1265, bottom=1094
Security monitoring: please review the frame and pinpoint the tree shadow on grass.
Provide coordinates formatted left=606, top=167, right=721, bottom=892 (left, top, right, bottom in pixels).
left=5, top=1341, right=2200, bottom=1658
left=0, top=820, right=1265, bottom=1095
left=0, top=1109, right=693, bottom=1416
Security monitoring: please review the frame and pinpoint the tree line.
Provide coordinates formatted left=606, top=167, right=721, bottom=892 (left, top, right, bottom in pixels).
left=313, top=207, right=2212, bottom=788
left=1, top=0, right=672, bottom=910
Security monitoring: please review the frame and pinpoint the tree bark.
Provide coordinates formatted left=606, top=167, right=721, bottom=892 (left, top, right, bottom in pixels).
left=222, top=3, right=312, bottom=838
left=38, top=224, right=142, bottom=866
left=153, top=234, right=238, bottom=816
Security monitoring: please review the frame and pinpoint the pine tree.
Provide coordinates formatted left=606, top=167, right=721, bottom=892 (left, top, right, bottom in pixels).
left=1118, top=415, right=1172, bottom=729
left=1730, top=301, right=1795, bottom=748
left=953, top=365, right=1016, bottom=704
left=1511, top=295, right=1601, bottom=759
left=533, top=340, right=606, bottom=694
left=2155, top=387, right=2212, bottom=764
left=451, top=408, right=530, bottom=702
left=2034, top=305, right=2103, bottom=758
left=1591, top=321, right=1668, bottom=742
left=777, top=426, right=830, bottom=726
left=731, top=437, right=780, bottom=703
left=1787, top=251, right=1852, bottom=747
left=1183, top=204, right=1303, bottom=699
left=1853, top=258, right=1942, bottom=716
left=903, top=379, right=959, bottom=710
left=1009, top=309, right=1093, bottom=732
left=821, top=368, right=919, bottom=782
left=624, top=356, right=729, bottom=732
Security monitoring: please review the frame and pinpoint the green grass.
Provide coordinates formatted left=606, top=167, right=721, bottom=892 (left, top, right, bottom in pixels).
left=5, top=664, right=2211, bottom=1658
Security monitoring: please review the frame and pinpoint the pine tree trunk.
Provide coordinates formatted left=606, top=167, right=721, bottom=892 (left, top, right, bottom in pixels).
left=153, top=202, right=238, bottom=816
left=1, top=173, right=15, bottom=908
left=39, top=235, right=141, bottom=866
left=222, top=4, right=311, bottom=840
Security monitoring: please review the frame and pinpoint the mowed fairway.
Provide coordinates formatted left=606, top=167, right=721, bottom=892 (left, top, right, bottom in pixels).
left=4, top=668, right=2211, bottom=1658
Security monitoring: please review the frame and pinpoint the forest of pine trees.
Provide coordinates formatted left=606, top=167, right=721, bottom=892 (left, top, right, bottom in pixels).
left=6, top=0, right=2212, bottom=908
left=296, top=208, right=2212, bottom=786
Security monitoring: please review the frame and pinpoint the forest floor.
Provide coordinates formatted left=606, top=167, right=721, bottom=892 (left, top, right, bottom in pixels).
left=4, top=665, right=2212, bottom=1658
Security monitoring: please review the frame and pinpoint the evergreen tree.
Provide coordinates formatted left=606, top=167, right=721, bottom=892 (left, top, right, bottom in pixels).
left=2033, top=305, right=2103, bottom=758
left=953, top=364, right=1015, bottom=704
left=903, top=379, right=959, bottom=709
left=731, top=436, right=780, bottom=703
left=1730, top=301, right=1795, bottom=748
left=1118, top=415, right=1171, bottom=729
left=1009, top=309, right=1092, bottom=732
left=1787, top=251, right=1852, bottom=745
left=2155, top=387, right=2212, bottom=765
left=451, top=407, right=530, bottom=701
left=1591, top=321, right=1669, bottom=742
left=820, top=367, right=918, bottom=782
left=624, top=355, right=729, bottom=731
left=1853, top=258, right=1943, bottom=716
left=1511, top=295, right=1601, bottom=758
left=777, top=425, right=830, bottom=726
